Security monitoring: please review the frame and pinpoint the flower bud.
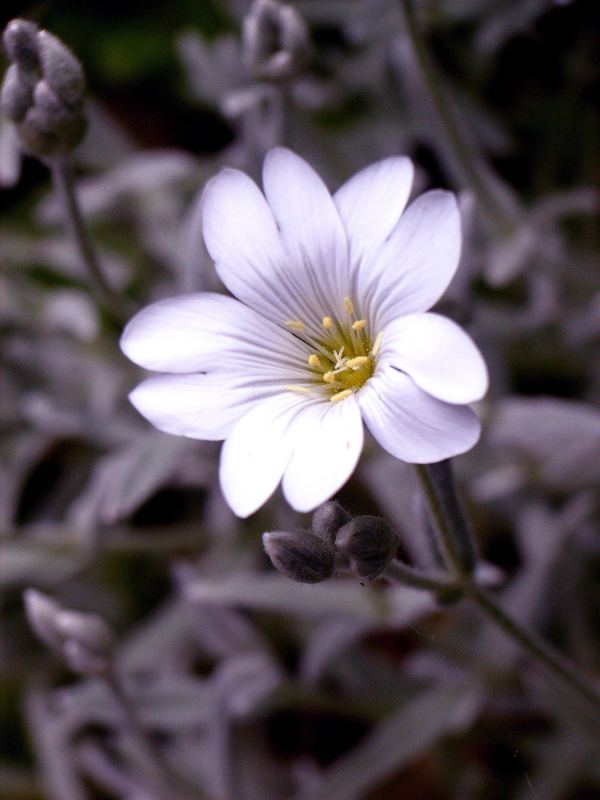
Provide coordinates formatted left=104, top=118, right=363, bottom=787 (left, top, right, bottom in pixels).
left=2, top=19, right=40, bottom=71
left=335, top=516, right=399, bottom=580
left=311, top=501, right=351, bottom=543
left=242, top=0, right=309, bottom=82
left=24, top=589, right=113, bottom=676
left=0, top=64, right=34, bottom=122
left=37, top=30, right=85, bottom=108
left=263, top=530, right=335, bottom=583
left=1, top=19, right=87, bottom=158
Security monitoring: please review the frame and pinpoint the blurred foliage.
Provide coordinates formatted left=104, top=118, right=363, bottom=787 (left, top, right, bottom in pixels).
left=1, top=1, right=600, bottom=799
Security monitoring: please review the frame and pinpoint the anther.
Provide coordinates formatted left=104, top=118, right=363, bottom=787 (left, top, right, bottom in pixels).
left=323, top=371, right=336, bottom=384
left=308, top=354, right=321, bottom=368
left=331, top=389, right=353, bottom=403
left=287, top=385, right=310, bottom=393
left=352, top=319, right=367, bottom=331
left=285, top=319, right=305, bottom=331
left=322, top=316, right=333, bottom=329
left=343, top=297, right=355, bottom=315
left=346, top=356, right=369, bottom=369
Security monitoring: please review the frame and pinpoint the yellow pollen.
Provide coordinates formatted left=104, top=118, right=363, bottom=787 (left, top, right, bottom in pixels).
left=322, top=316, right=333, bottom=329
left=287, top=385, right=310, bottom=393
left=346, top=356, right=369, bottom=369
left=352, top=319, right=367, bottom=331
left=343, top=296, right=355, bottom=314
left=330, top=389, right=353, bottom=403
left=323, top=371, right=337, bottom=383
left=371, top=331, right=383, bottom=357
left=285, top=319, right=305, bottom=331
left=308, top=354, right=321, bottom=368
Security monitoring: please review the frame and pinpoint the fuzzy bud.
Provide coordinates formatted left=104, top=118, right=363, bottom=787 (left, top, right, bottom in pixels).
left=24, top=589, right=113, bottom=676
left=242, top=0, right=309, bottom=82
left=37, top=30, right=85, bottom=108
left=335, top=516, right=399, bottom=580
left=263, top=530, right=335, bottom=583
left=2, top=19, right=40, bottom=70
left=311, top=501, right=351, bottom=543
left=1, top=19, right=86, bottom=157
left=0, top=64, right=34, bottom=122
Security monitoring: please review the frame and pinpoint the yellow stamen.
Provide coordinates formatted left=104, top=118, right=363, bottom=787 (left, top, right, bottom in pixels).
left=346, top=356, right=369, bottom=369
left=287, top=385, right=310, bottom=393
left=330, top=389, right=353, bottom=403
left=343, top=296, right=355, bottom=315
left=322, top=316, right=333, bottom=329
left=308, top=354, right=321, bottom=368
left=323, top=371, right=337, bottom=383
left=285, top=319, right=305, bottom=331
left=371, top=331, right=383, bottom=357
left=352, top=319, right=367, bottom=331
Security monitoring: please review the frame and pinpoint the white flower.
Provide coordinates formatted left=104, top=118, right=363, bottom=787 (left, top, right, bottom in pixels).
left=121, top=148, right=488, bottom=516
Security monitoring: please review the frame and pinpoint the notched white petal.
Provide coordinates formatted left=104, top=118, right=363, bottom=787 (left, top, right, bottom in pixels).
left=359, top=368, right=481, bottom=463
left=334, top=156, right=414, bottom=264
left=282, top=395, right=363, bottom=513
left=381, top=312, right=488, bottom=404
left=129, top=373, right=267, bottom=441
left=219, top=394, right=311, bottom=518
left=363, top=189, right=462, bottom=324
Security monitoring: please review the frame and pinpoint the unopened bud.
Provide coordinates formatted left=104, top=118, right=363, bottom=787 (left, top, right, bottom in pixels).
left=37, top=30, right=85, bottom=108
left=1, top=19, right=87, bottom=158
left=243, top=0, right=309, bottom=82
left=2, top=19, right=40, bottom=71
left=335, top=516, right=399, bottom=580
left=263, top=530, right=335, bottom=583
left=24, top=589, right=113, bottom=676
left=311, top=501, right=351, bottom=543
left=0, top=64, right=34, bottom=122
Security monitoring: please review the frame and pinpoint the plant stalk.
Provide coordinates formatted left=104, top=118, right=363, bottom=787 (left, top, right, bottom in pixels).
left=50, top=157, right=132, bottom=323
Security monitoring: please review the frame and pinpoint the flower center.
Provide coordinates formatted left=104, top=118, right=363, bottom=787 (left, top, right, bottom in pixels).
left=285, top=296, right=382, bottom=402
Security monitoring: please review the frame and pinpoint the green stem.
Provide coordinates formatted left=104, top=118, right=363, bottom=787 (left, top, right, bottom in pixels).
left=415, top=462, right=476, bottom=576
left=50, top=157, right=132, bottom=324
left=397, top=0, right=508, bottom=225
left=466, top=583, right=600, bottom=715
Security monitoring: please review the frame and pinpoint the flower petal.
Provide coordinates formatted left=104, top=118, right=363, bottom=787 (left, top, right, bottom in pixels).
left=202, top=168, right=301, bottom=325
left=361, top=190, right=462, bottom=325
left=120, top=292, right=307, bottom=374
left=380, top=312, right=488, bottom=404
left=219, top=393, right=313, bottom=518
left=358, top=367, right=481, bottom=463
left=262, top=147, right=350, bottom=323
left=334, top=156, right=414, bottom=266
left=282, top=395, right=364, bottom=513
left=129, top=373, right=269, bottom=440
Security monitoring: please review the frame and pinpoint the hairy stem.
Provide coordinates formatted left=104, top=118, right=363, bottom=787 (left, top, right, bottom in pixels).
left=415, top=461, right=477, bottom=576
left=466, top=583, right=600, bottom=715
left=50, top=157, right=132, bottom=323
left=397, top=0, right=509, bottom=225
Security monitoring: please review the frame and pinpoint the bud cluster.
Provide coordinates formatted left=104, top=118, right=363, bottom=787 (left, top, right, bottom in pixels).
left=1, top=18, right=86, bottom=157
left=242, top=0, right=309, bottom=82
left=263, top=502, right=399, bottom=584
left=24, top=589, right=114, bottom=676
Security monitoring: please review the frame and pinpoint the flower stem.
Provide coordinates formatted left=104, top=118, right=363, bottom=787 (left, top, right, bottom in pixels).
left=414, top=461, right=600, bottom=715
left=384, top=559, right=460, bottom=595
left=415, top=462, right=477, bottom=576
left=466, top=583, right=600, bottom=715
left=50, top=156, right=132, bottom=324
left=397, top=0, right=508, bottom=225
